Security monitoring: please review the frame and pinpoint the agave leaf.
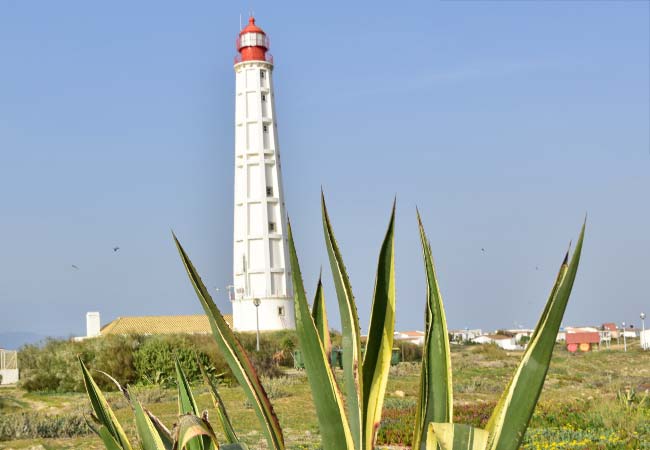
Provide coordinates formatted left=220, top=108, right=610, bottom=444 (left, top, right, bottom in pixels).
left=413, top=211, right=453, bottom=450
left=486, top=222, right=586, bottom=450
left=175, top=414, right=219, bottom=450
left=174, top=234, right=284, bottom=450
left=144, top=407, right=174, bottom=450
left=131, top=396, right=167, bottom=450
left=199, top=357, right=239, bottom=444
left=98, top=426, right=126, bottom=450
left=175, top=358, right=205, bottom=450
left=361, top=201, right=396, bottom=450
left=321, top=192, right=363, bottom=450
left=288, top=220, right=355, bottom=450
left=79, top=358, right=132, bottom=450
left=311, top=272, right=332, bottom=357
left=175, top=358, right=200, bottom=416
left=426, top=423, right=489, bottom=450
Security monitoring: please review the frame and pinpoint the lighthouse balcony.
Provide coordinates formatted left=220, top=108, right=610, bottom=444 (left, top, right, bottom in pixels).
left=234, top=53, right=274, bottom=65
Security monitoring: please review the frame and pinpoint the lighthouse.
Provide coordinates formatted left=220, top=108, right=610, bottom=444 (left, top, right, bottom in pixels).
left=231, top=17, right=295, bottom=331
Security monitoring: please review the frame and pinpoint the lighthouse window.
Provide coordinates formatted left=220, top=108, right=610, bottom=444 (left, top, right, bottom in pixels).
left=268, top=222, right=276, bottom=232
left=261, top=94, right=266, bottom=102
left=260, top=70, right=265, bottom=79
left=263, top=125, right=268, bottom=133
left=266, top=186, right=273, bottom=196
left=278, top=306, right=285, bottom=316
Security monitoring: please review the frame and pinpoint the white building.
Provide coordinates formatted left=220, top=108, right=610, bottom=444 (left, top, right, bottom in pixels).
left=231, top=17, right=294, bottom=331
left=471, top=334, right=521, bottom=351
left=449, top=329, right=483, bottom=343
left=0, top=349, right=19, bottom=385
left=394, top=331, right=425, bottom=346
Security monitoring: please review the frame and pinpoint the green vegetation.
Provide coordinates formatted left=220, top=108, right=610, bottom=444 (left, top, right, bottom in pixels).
left=7, top=197, right=647, bottom=449
left=70, top=197, right=587, bottom=449
left=17, top=332, right=300, bottom=393
left=2, top=346, right=649, bottom=448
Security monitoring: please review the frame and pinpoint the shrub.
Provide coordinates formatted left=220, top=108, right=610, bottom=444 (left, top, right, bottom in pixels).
left=133, top=334, right=221, bottom=387
left=398, top=341, right=423, bottom=362
left=0, top=411, right=90, bottom=440
left=18, top=338, right=90, bottom=392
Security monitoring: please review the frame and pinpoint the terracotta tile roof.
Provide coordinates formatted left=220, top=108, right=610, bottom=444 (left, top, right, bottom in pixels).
left=602, top=323, right=617, bottom=332
left=100, top=314, right=232, bottom=335
left=399, top=331, right=425, bottom=337
left=565, top=332, right=600, bottom=344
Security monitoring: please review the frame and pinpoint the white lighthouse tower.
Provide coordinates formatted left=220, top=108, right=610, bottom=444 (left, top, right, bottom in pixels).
left=231, top=17, right=294, bottom=331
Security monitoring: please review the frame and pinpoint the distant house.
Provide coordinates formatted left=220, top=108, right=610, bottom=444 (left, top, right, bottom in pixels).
left=393, top=331, right=425, bottom=346
left=449, top=329, right=482, bottom=343
left=471, top=334, right=520, bottom=351
left=602, top=323, right=619, bottom=339
left=565, top=332, right=600, bottom=352
left=75, top=312, right=233, bottom=340
left=504, top=329, right=535, bottom=344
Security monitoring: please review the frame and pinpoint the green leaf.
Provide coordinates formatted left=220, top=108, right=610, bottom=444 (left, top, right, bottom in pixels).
left=361, top=201, right=396, bottom=450
left=199, top=357, right=239, bottom=444
left=143, top=408, right=174, bottom=450
left=321, top=192, right=363, bottom=450
left=175, top=358, right=200, bottom=416
left=413, top=211, right=453, bottom=450
left=486, top=221, right=586, bottom=450
left=79, top=358, right=132, bottom=450
left=175, top=414, right=219, bottom=450
left=288, top=219, right=355, bottom=450
left=426, top=423, right=489, bottom=450
left=98, top=426, right=126, bottom=450
left=175, top=358, right=204, bottom=450
left=131, top=396, right=167, bottom=450
left=311, top=272, right=332, bottom=357
left=174, top=234, right=285, bottom=450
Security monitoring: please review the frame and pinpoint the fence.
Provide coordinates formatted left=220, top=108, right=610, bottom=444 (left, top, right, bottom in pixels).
left=0, top=349, right=19, bottom=384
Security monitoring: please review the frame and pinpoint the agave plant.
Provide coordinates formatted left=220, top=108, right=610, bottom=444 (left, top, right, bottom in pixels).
left=413, top=214, right=585, bottom=450
left=79, top=354, right=247, bottom=449
left=81, top=193, right=585, bottom=450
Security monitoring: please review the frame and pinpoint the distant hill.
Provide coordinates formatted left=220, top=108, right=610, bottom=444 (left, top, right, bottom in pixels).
left=0, top=332, right=51, bottom=350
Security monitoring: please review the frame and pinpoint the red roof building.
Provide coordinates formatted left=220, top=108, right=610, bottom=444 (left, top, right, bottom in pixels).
left=565, top=331, right=600, bottom=353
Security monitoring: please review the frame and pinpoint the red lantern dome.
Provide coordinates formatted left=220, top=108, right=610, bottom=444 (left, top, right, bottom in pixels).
left=235, top=17, right=273, bottom=64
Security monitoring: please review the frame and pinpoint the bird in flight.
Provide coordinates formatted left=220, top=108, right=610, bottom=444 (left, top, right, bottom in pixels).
left=481, top=248, right=485, bottom=253
left=71, top=264, right=79, bottom=270
left=113, top=246, right=120, bottom=252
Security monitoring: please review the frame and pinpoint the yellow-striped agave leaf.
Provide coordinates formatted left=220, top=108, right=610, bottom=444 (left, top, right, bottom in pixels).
left=486, top=222, right=586, bottom=450
left=321, top=192, right=363, bottom=450
left=199, top=359, right=239, bottom=444
left=426, top=423, right=489, bottom=450
left=311, top=273, right=332, bottom=357
left=175, top=358, right=205, bottom=450
left=98, top=427, right=126, bottom=450
left=132, top=397, right=168, bottom=450
left=143, top=408, right=174, bottom=450
left=361, top=201, right=396, bottom=450
left=175, top=414, right=219, bottom=450
left=413, top=211, right=453, bottom=450
left=79, top=358, right=132, bottom=450
left=174, top=234, right=284, bottom=450
left=288, top=221, right=355, bottom=450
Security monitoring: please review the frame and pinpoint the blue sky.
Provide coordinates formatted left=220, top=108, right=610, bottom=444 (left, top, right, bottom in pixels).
left=1, top=1, right=648, bottom=340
